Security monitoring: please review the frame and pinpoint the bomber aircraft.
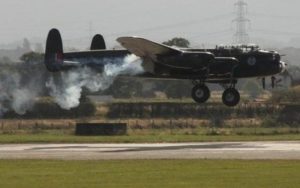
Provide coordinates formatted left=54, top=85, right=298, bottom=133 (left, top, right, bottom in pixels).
left=44, top=29, right=287, bottom=107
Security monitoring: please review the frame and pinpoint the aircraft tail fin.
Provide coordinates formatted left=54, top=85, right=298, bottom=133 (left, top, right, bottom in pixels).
left=90, top=34, right=106, bottom=50
left=44, top=28, right=64, bottom=72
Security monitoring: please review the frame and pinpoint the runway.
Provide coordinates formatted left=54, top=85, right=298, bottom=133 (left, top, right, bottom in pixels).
left=0, top=141, right=300, bottom=160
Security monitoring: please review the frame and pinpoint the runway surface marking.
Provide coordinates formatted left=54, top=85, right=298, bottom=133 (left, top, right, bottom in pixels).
left=0, top=142, right=300, bottom=160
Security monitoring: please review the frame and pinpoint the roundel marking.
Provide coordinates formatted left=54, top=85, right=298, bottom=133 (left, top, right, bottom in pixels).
left=247, top=57, right=256, bottom=66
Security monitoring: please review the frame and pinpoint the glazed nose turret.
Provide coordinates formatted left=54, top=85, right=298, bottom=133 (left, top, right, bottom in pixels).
left=279, top=61, right=287, bottom=73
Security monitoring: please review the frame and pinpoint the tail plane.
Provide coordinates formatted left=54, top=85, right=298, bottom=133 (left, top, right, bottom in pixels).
left=44, top=28, right=109, bottom=72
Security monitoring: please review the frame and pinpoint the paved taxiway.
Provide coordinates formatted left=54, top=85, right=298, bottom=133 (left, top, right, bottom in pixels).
left=0, top=142, right=300, bottom=160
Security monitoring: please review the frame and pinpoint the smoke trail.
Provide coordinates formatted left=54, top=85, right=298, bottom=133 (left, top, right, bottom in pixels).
left=46, top=54, right=144, bottom=110
left=0, top=54, right=144, bottom=116
left=0, top=65, right=45, bottom=116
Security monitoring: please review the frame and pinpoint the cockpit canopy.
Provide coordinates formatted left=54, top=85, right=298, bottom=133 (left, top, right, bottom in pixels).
left=216, top=44, right=260, bottom=53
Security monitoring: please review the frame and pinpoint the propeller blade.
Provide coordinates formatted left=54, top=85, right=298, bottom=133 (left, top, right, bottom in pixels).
left=262, top=78, right=266, bottom=89
left=271, top=76, right=276, bottom=89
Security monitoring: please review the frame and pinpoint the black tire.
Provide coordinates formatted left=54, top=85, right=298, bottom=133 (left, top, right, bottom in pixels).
left=191, top=85, right=210, bottom=103
left=222, top=88, right=240, bottom=107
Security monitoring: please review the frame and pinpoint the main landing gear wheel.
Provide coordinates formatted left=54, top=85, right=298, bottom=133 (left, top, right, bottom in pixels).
left=222, top=88, right=240, bottom=107
left=192, top=85, right=210, bottom=103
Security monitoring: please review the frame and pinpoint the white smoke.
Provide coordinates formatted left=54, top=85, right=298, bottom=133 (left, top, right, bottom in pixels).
left=0, top=54, right=144, bottom=116
left=46, top=54, right=144, bottom=110
left=0, top=69, right=44, bottom=116
left=105, top=54, right=144, bottom=77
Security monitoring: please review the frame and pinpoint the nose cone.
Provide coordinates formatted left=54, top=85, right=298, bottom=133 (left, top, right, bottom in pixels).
left=279, top=61, right=287, bottom=73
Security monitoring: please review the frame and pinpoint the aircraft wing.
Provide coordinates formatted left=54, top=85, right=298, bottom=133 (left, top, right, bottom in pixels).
left=117, top=37, right=182, bottom=60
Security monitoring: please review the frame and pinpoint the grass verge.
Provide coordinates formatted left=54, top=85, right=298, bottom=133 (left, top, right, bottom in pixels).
left=0, top=133, right=300, bottom=143
left=0, top=160, right=299, bottom=188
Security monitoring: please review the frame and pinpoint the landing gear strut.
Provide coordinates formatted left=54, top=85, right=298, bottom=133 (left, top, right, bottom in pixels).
left=222, top=87, right=240, bottom=107
left=191, top=84, right=210, bottom=103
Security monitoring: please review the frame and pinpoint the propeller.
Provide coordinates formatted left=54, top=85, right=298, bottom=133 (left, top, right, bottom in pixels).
left=271, top=76, right=276, bottom=89
left=260, top=77, right=277, bottom=89
left=261, top=76, right=286, bottom=89
left=262, top=77, right=266, bottom=89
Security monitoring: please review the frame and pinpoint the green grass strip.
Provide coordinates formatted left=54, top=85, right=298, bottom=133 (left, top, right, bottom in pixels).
left=0, top=160, right=299, bottom=188
left=0, top=134, right=300, bottom=143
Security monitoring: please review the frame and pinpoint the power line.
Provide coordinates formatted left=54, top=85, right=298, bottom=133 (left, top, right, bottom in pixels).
left=188, top=28, right=232, bottom=40
left=105, top=13, right=233, bottom=38
left=248, top=11, right=300, bottom=21
left=253, top=29, right=300, bottom=36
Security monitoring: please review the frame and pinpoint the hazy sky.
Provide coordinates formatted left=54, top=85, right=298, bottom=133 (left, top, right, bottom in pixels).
left=0, top=0, right=300, bottom=48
